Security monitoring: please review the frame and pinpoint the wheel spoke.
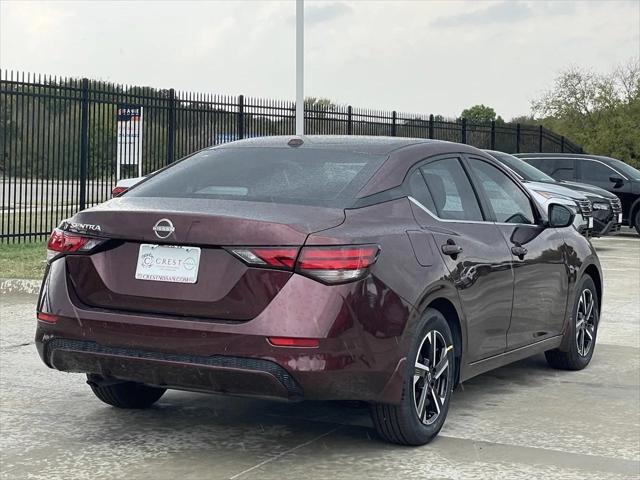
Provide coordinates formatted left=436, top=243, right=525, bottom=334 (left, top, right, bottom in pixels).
left=429, top=331, right=437, bottom=366
left=576, top=316, right=585, bottom=329
left=416, top=384, right=429, bottom=418
left=430, top=386, right=442, bottom=414
left=415, top=360, right=429, bottom=377
left=585, top=298, right=594, bottom=322
left=433, top=356, right=449, bottom=380
left=578, top=328, right=585, bottom=355
left=585, top=325, right=594, bottom=340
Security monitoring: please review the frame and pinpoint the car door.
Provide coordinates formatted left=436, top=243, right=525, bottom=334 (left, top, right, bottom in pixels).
left=407, top=156, right=514, bottom=362
left=465, top=156, right=569, bottom=350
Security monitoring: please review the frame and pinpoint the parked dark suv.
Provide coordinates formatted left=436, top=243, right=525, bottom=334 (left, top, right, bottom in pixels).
left=37, top=136, right=603, bottom=446
left=517, top=153, right=640, bottom=234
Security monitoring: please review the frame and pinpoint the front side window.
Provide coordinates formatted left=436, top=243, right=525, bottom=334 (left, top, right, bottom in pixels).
left=420, top=158, right=483, bottom=221
left=470, top=160, right=535, bottom=224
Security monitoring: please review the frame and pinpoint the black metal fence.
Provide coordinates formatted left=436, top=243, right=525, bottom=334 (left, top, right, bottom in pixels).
left=0, top=70, right=583, bottom=243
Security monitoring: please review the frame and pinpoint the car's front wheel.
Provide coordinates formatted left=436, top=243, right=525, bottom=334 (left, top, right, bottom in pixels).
left=87, top=375, right=166, bottom=409
left=634, top=209, right=640, bottom=235
left=370, top=309, right=455, bottom=445
left=545, top=275, right=599, bottom=370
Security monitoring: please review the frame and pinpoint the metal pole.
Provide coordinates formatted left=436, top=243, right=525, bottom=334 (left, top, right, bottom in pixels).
left=79, top=78, right=89, bottom=211
left=295, top=0, right=304, bottom=135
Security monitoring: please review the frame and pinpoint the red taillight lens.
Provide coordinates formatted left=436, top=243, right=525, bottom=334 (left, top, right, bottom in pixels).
left=268, top=337, right=319, bottom=348
left=111, top=186, right=127, bottom=197
left=37, top=312, right=59, bottom=323
left=47, top=228, right=104, bottom=261
left=297, top=245, right=379, bottom=284
left=227, top=244, right=380, bottom=284
left=228, top=247, right=298, bottom=269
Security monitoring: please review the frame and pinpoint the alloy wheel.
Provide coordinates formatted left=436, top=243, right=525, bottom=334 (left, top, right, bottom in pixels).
left=576, top=289, right=597, bottom=357
left=413, top=330, right=451, bottom=425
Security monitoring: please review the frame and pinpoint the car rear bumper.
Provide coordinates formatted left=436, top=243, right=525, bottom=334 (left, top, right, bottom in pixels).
left=42, top=338, right=303, bottom=400
left=35, top=258, right=414, bottom=404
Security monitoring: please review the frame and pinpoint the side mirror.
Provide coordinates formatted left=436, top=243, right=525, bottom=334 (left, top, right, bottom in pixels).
left=548, top=203, right=575, bottom=228
left=609, top=175, right=624, bottom=188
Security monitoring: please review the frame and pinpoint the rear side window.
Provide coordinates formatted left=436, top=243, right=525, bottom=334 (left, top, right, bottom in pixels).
left=578, top=160, right=617, bottom=182
left=128, top=148, right=386, bottom=208
left=420, top=158, right=483, bottom=221
left=546, top=158, right=575, bottom=181
left=407, top=170, right=437, bottom=213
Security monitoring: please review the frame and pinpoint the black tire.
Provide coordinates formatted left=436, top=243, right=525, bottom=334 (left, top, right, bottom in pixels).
left=545, top=275, right=599, bottom=370
left=634, top=209, right=640, bottom=235
left=87, top=375, right=166, bottom=409
left=370, top=309, right=455, bottom=445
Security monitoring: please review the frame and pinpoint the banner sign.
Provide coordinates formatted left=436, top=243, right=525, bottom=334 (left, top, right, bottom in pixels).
left=116, top=105, right=143, bottom=179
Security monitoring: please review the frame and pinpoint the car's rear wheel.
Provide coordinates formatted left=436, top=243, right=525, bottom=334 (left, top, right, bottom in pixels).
left=370, top=309, right=455, bottom=445
left=87, top=375, right=166, bottom=409
left=545, top=275, right=599, bottom=370
left=634, top=209, right=640, bottom=235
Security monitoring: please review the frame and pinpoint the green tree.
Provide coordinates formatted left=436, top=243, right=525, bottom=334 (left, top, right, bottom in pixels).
left=532, top=58, right=640, bottom=167
left=460, top=104, right=504, bottom=123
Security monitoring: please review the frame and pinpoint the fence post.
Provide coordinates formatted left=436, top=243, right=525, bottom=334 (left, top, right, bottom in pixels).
left=461, top=118, right=467, bottom=144
left=490, top=120, right=496, bottom=149
left=516, top=123, right=521, bottom=153
left=347, top=105, right=353, bottom=135
left=428, top=114, right=434, bottom=139
left=561, top=136, right=565, bottom=152
left=538, top=125, right=543, bottom=152
left=391, top=111, right=397, bottom=136
left=238, top=95, right=245, bottom=139
left=167, top=88, right=176, bottom=165
left=79, top=78, right=89, bottom=211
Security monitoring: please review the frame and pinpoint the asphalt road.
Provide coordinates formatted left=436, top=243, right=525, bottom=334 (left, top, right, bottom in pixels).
left=1, top=234, right=638, bottom=480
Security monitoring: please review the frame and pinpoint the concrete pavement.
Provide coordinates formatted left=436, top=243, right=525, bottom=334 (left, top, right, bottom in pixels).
left=1, top=234, right=638, bottom=479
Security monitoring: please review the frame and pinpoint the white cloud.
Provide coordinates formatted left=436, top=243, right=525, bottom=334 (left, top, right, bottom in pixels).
left=1, top=0, right=638, bottom=119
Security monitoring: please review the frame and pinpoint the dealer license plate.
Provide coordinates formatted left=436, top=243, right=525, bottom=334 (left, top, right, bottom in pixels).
left=135, top=244, right=201, bottom=284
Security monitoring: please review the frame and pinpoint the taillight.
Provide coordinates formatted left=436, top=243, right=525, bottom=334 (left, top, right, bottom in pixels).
left=297, top=245, right=379, bottom=284
left=227, top=244, right=380, bottom=284
left=227, top=247, right=298, bottom=269
left=46, top=228, right=104, bottom=262
left=111, top=186, right=127, bottom=197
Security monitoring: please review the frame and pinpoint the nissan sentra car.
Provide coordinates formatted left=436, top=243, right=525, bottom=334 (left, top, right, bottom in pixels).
left=37, top=136, right=602, bottom=445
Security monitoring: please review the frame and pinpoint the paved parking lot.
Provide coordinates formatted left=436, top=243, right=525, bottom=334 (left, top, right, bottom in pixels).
left=1, top=234, right=638, bottom=479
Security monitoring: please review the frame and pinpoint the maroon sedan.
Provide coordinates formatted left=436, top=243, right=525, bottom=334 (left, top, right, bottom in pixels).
left=36, top=136, right=602, bottom=445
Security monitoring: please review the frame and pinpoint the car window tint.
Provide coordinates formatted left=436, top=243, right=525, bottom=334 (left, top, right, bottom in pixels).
left=407, top=170, right=437, bottom=213
left=579, top=160, right=616, bottom=182
left=471, top=160, right=535, bottom=224
left=420, top=158, right=483, bottom=221
left=128, top=148, right=386, bottom=208
left=549, top=158, right=575, bottom=180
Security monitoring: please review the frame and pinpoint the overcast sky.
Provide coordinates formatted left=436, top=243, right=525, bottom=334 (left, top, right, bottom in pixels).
left=1, top=0, right=639, bottom=119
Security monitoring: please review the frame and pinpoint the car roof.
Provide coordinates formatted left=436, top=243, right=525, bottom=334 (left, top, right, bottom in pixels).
left=216, top=135, right=460, bottom=155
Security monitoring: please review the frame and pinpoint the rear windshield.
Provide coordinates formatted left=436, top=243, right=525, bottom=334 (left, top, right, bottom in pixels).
left=127, top=147, right=386, bottom=207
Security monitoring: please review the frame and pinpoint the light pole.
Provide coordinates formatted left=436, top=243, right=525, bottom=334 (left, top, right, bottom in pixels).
left=296, top=0, right=304, bottom=135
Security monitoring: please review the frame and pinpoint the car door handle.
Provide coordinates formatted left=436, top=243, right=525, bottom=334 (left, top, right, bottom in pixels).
left=441, top=242, right=463, bottom=257
left=511, top=245, right=528, bottom=258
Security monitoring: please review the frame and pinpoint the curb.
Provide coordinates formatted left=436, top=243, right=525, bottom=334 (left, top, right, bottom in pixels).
left=0, top=279, right=41, bottom=295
